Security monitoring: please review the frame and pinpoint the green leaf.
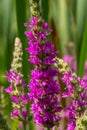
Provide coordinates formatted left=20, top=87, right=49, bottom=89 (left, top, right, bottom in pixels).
left=76, top=0, right=87, bottom=58
left=1, top=0, right=15, bottom=127
left=15, top=0, right=31, bottom=83
left=76, top=0, right=87, bottom=39
left=41, top=0, right=49, bottom=22
left=78, top=21, right=87, bottom=77
left=49, top=0, right=72, bottom=55
left=70, top=0, right=77, bottom=19
left=15, top=0, right=26, bottom=42
left=0, top=0, right=13, bottom=77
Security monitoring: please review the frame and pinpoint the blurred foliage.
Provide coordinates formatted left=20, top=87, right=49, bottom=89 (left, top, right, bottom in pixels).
left=0, top=0, right=87, bottom=129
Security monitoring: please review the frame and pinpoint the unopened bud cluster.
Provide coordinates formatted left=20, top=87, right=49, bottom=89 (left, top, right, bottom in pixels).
left=11, top=37, right=23, bottom=73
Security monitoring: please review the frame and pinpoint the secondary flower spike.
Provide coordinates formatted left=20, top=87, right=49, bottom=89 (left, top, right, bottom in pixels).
left=55, top=58, right=87, bottom=130
left=25, top=1, right=62, bottom=127
left=5, top=38, right=29, bottom=125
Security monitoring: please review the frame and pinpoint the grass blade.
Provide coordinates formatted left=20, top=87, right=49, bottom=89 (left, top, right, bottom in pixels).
left=49, top=0, right=72, bottom=54
left=41, top=0, right=49, bottom=22
left=15, top=0, right=31, bottom=82
left=78, top=21, right=87, bottom=77
left=76, top=0, right=87, bottom=59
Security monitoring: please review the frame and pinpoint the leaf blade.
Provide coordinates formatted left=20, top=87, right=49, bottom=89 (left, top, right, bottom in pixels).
left=78, top=21, right=87, bottom=77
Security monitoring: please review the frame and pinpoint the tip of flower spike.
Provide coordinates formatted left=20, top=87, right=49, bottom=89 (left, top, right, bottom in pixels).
left=14, top=37, right=22, bottom=51
left=11, top=37, right=23, bottom=73
left=15, top=37, right=21, bottom=43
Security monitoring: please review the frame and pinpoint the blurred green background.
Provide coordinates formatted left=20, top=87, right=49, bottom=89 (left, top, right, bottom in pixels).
left=0, top=0, right=87, bottom=129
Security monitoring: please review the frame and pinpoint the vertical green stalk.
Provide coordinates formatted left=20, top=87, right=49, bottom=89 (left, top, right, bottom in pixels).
left=41, top=0, right=49, bottom=22
left=76, top=0, right=87, bottom=66
left=78, top=22, right=87, bottom=77
left=47, top=127, right=51, bottom=130
left=23, top=122, right=27, bottom=130
left=58, top=0, right=71, bottom=54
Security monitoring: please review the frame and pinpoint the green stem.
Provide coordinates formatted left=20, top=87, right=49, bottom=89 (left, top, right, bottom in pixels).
left=47, top=127, right=51, bottom=130
left=23, top=121, right=26, bottom=130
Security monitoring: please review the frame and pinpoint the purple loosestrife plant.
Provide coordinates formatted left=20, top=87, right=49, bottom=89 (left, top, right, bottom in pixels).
left=5, top=38, right=29, bottom=130
left=55, top=58, right=87, bottom=130
left=4, top=0, right=87, bottom=130
left=25, top=0, right=62, bottom=129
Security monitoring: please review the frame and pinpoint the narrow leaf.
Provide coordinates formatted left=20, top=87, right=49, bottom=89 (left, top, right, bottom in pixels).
left=76, top=0, right=87, bottom=58
left=15, top=0, right=31, bottom=82
left=41, top=0, right=49, bottom=22
left=78, top=21, right=87, bottom=77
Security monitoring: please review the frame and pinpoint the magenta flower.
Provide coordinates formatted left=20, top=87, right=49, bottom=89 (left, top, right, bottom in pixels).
left=62, top=71, right=74, bottom=97
left=19, top=94, right=29, bottom=105
left=11, top=109, right=19, bottom=119
left=67, top=122, right=76, bottom=130
left=6, top=69, right=24, bottom=86
left=22, top=109, right=28, bottom=119
left=10, top=96, right=18, bottom=103
left=25, top=17, right=62, bottom=127
left=5, top=85, right=12, bottom=94
left=60, top=66, right=87, bottom=129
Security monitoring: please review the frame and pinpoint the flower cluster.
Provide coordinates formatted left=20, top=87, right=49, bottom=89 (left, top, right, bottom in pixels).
left=6, top=69, right=28, bottom=120
left=56, top=58, right=87, bottom=130
left=25, top=17, right=62, bottom=127
left=5, top=38, right=29, bottom=121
